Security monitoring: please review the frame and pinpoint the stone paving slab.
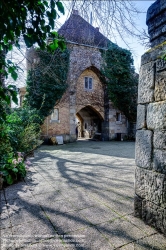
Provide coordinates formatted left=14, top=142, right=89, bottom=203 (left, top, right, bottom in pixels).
left=0, top=191, right=5, bottom=202
left=124, top=214, right=157, bottom=236
left=48, top=180, right=78, bottom=190
left=20, top=238, right=66, bottom=250
left=85, top=189, right=134, bottom=217
left=5, top=197, right=45, bottom=227
left=79, top=205, right=119, bottom=225
left=96, top=218, right=148, bottom=249
left=45, top=210, right=92, bottom=234
left=60, top=188, right=100, bottom=210
left=118, top=233, right=166, bottom=250
left=65, top=226, right=114, bottom=250
left=12, top=219, right=58, bottom=249
left=1, top=229, right=16, bottom=250
left=0, top=141, right=166, bottom=249
left=3, top=184, right=32, bottom=201
left=33, top=190, right=64, bottom=203
left=0, top=210, right=11, bottom=229
left=40, top=198, right=77, bottom=214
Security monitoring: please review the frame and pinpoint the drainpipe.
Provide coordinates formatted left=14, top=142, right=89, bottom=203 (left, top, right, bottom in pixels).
left=47, top=117, right=48, bottom=137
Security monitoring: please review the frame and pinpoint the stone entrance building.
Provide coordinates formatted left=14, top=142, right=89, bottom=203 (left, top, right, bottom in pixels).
left=22, top=10, right=129, bottom=142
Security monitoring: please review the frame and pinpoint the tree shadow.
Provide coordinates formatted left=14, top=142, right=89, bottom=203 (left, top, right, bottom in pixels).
left=1, top=141, right=163, bottom=250
left=40, top=140, right=136, bottom=159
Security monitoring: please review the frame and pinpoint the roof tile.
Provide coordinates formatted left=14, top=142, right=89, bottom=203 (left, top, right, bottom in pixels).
left=58, top=13, right=110, bottom=48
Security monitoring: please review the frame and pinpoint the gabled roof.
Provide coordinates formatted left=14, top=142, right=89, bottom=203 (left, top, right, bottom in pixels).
left=58, top=12, right=110, bottom=48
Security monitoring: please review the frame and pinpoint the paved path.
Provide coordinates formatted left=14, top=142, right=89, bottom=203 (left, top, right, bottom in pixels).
left=1, top=140, right=166, bottom=249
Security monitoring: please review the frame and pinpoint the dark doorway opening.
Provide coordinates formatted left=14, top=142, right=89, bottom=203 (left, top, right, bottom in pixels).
left=76, top=106, right=103, bottom=139
left=117, top=133, right=121, bottom=141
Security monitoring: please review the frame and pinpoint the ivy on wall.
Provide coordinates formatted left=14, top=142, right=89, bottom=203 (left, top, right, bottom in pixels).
left=24, top=48, right=69, bottom=119
left=101, top=43, right=138, bottom=122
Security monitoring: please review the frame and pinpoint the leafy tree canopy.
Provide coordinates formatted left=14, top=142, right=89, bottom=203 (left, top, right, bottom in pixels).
left=101, top=43, right=138, bottom=122
left=0, top=0, right=65, bottom=51
left=0, top=0, right=65, bottom=122
left=24, top=48, right=69, bottom=118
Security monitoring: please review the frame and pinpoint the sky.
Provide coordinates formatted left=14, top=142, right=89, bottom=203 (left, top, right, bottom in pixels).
left=126, top=0, right=156, bottom=72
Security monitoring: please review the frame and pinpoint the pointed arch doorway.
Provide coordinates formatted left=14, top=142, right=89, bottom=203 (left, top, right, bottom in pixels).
left=76, top=106, right=103, bottom=139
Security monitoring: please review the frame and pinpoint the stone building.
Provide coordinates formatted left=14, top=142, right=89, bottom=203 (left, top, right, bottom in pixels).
left=135, top=0, right=166, bottom=235
left=22, top=10, right=129, bottom=142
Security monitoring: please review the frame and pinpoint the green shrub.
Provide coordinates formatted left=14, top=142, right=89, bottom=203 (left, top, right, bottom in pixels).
left=0, top=152, right=28, bottom=185
left=19, top=124, right=42, bottom=154
left=5, top=107, right=42, bottom=154
left=0, top=106, right=42, bottom=186
left=0, top=124, right=13, bottom=162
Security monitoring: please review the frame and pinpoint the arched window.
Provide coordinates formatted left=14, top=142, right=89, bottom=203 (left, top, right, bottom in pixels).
left=116, top=112, right=121, bottom=122
left=84, top=77, right=93, bottom=90
left=51, top=108, right=60, bottom=123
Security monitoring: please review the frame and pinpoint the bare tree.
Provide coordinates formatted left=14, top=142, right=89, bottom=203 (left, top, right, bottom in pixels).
left=9, top=0, right=152, bottom=91
left=55, top=0, right=151, bottom=48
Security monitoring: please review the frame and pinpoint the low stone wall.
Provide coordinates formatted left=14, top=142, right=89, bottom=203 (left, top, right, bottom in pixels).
left=135, top=42, right=166, bottom=235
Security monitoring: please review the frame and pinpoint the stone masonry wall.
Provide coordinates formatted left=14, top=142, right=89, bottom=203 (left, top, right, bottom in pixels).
left=135, top=0, right=166, bottom=235
left=41, top=105, right=70, bottom=137
left=67, top=43, right=103, bottom=141
left=39, top=44, right=105, bottom=142
left=67, top=43, right=127, bottom=141
left=108, top=102, right=127, bottom=140
left=75, top=69, right=104, bottom=116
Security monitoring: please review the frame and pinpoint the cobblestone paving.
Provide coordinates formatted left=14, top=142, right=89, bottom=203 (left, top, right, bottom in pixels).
left=1, top=140, right=166, bottom=249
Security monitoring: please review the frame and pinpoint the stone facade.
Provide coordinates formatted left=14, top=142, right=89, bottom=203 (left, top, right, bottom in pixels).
left=22, top=13, right=128, bottom=143
left=40, top=43, right=128, bottom=142
left=135, top=0, right=166, bottom=235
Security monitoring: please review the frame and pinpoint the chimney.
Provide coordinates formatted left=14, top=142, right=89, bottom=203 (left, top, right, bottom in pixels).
left=90, top=12, right=92, bottom=25
left=72, top=9, right=79, bottom=15
left=96, top=27, right=99, bottom=32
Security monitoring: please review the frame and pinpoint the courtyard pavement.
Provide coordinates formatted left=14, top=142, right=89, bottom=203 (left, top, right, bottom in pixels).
left=0, top=140, right=166, bottom=250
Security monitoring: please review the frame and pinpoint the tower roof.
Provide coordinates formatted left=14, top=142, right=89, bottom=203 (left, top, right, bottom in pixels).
left=58, top=11, right=110, bottom=48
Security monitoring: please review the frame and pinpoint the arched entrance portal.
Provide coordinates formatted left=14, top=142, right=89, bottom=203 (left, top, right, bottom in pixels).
left=76, top=106, right=103, bottom=139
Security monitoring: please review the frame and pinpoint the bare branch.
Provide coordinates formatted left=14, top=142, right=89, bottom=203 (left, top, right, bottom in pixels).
left=56, top=0, right=150, bottom=48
